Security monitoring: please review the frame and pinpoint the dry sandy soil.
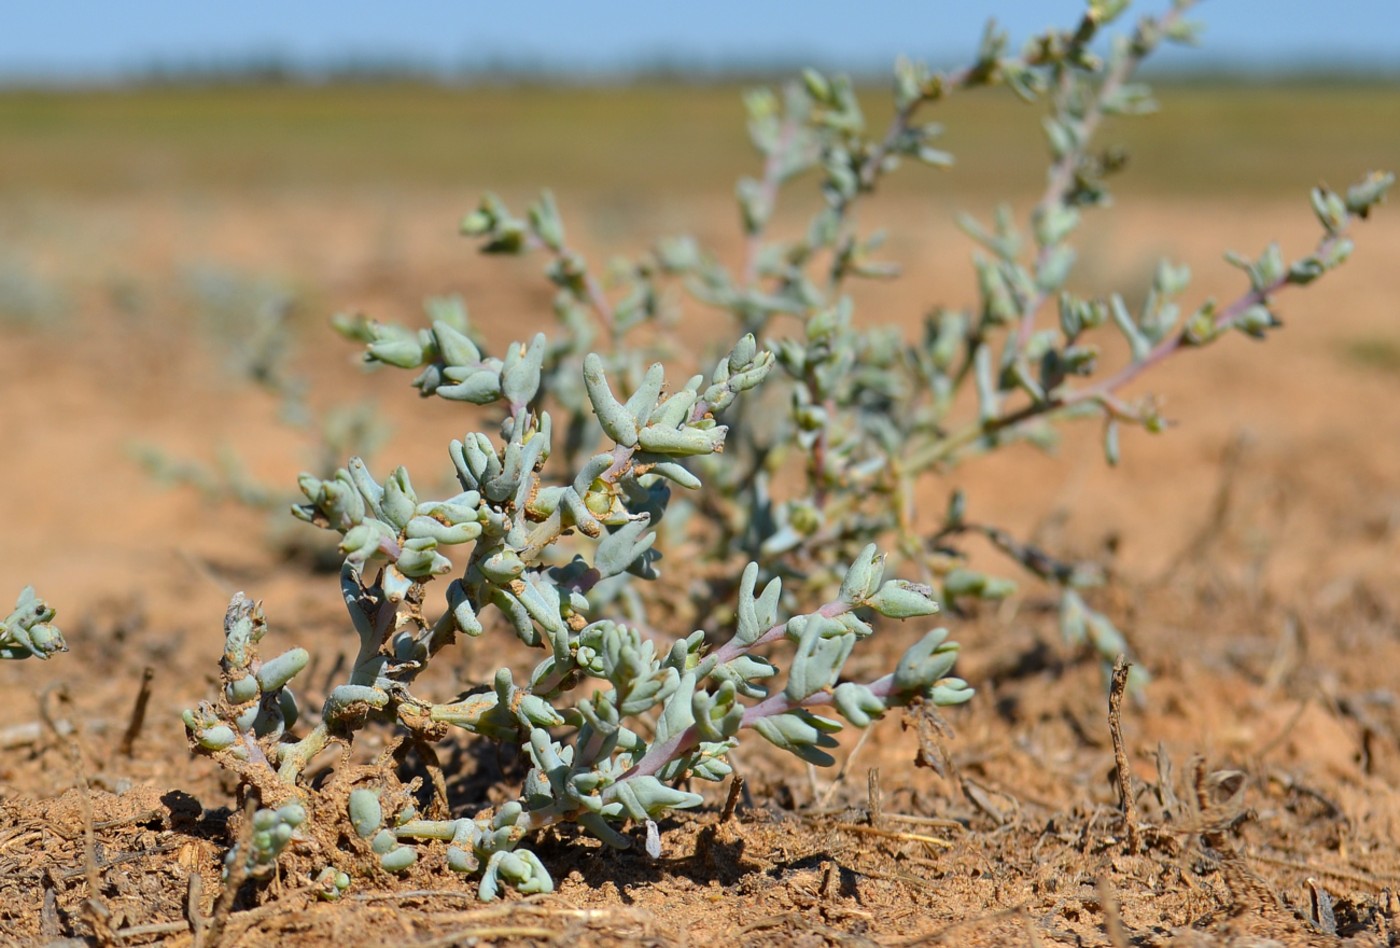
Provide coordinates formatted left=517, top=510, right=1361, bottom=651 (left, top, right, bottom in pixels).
left=2, top=180, right=1399, bottom=947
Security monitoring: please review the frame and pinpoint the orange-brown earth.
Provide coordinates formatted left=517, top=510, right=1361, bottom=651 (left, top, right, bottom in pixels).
left=2, top=145, right=1399, bottom=945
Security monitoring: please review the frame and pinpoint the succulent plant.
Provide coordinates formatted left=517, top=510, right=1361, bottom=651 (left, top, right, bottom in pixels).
left=180, top=0, right=1390, bottom=901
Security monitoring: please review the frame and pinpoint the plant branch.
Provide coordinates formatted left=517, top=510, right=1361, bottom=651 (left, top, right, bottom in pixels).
left=1014, top=1, right=1197, bottom=351
left=926, top=225, right=1353, bottom=466
left=743, top=115, right=802, bottom=289
left=711, top=599, right=854, bottom=667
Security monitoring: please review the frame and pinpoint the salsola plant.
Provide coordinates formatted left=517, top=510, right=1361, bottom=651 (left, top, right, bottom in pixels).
left=183, top=329, right=970, bottom=899
left=180, top=0, right=1390, bottom=902
left=337, top=0, right=1390, bottom=684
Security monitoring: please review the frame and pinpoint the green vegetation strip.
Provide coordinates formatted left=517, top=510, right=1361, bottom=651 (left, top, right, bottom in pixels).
left=0, top=80, right=1395, bottom=199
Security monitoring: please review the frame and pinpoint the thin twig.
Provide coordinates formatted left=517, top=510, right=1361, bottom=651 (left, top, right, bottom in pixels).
left=187, top=872, right=207, bottom=945
left=41, top=684, right=116, bottom=945
left=58, top=840, right=183, bottom=880
left=1020, top=907, right=1045, bottom=948
left=114, top=920, right=192, bottom=939
left=1097, top=877, right=1129, bottom=948
left=351, top=890, right=500, bottom=904
left=1252, top=698, right=1310, bottom=763
left=41, top=883, right=62, bottom=940
left=1161, top=432, right=1250, bottom=582
left=200, top=796, right=257, bottom=948
left=176, top=548, right=235, bottom=596
left=867, top=767, right=883, bottom=829
left=201, top=883, right=320, bottom=940
left=1154, top=741, right=1182, bottom=821
left=721, top=775, right=745, bottom=823
left=881, top=813, right=965, bottom=831
left=416, top=926, right=557, bottom=947
left=348, top=894, right=623, bottom=921
left=833, top=823, right=953, bottom=849
left=1246, top=852, right=1400, bottom=888
left=118, top=666, right=156, bottom=758
left=407, top=731, right=450, bottom=820
left=1108, top=656, right=1140, bottom=854
left=818, top=725, right=875, bottom=808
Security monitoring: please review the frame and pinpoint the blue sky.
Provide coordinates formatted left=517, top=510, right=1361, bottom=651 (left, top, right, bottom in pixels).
left=2, top=2, right=1397, bottom=82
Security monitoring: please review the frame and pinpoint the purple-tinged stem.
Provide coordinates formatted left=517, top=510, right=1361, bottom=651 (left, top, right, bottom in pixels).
left=929, top=227, right=1351, bottom=464
left=622, top=600, right=858, bottom=781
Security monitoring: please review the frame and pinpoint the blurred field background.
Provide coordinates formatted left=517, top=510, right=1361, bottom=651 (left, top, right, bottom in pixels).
left=3, top=78, right=1398, bottom=197
left=3, top=76, right=1397, bottom=355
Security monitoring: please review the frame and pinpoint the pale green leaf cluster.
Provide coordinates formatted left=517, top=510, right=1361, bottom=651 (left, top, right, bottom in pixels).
left=184, top=329, right=968, bottom=898
left=182, top=596, right=306, bottom=758
left=0, top=587, right=65, bottom=661
left=223, top=803, right=307, bottom=882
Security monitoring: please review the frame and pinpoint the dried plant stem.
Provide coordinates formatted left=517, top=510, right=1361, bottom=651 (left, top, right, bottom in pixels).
left=39, top=685, right=116, bottom=944
left=118, top=666, right=156, bottom=757
left=187, top=872, right=208, bottom=945
left=1097, top=877, right=1130, bottom=948
left=834, top=822, right=953, bottom=849
left=881, top=813, right=965, bottom=831
left=199, top=796, right=257, bottom=948
left=114, top=920, right=192, bottom=939
left=720, top=776, right=745, bottom=823
left=1108, top=656, right=1141, bottom=854
left=817, top=725, right=876, bottom=807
